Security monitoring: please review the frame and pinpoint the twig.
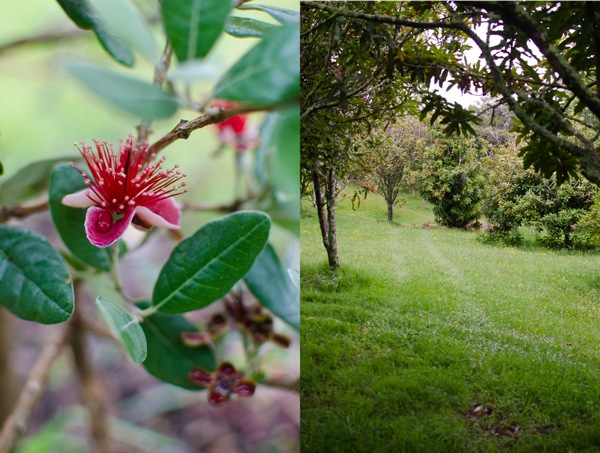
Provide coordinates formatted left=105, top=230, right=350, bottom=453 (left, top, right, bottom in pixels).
left=0, top=324, right=71, bottom=453
left=0, top=200, right=49, bottom=223
left=0, top=27, right=85, bottom=55
left=136, top=44, right=173, bottom=145
left=147, top=103, right=286, bottom=157
left=182, top=197, right=253, bottom=213
left=70, top=298, right=111, bottom=453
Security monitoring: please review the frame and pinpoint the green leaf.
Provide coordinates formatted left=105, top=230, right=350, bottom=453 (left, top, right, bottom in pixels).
left=161, top=0, right=232, bottom=62
left=288, top=268, right=299, bottom=290
left=225, top=16, right=276, bottom=38
left=244, top=244, right=299, bottom=330
left=0, top=225, right=74, bottom=324
left=56, top=0, right=135, bottom=66
left=238, top=4, right=299, bottom=24
left=213, top=23, right=300, bottom=105
left=49, top=164, right=111, bottom=271
left=90, top=0, right=158, bottom=62
left=256, top=107, right=299, bottom=195
left=0, top=157, right=73, bottom=206
left=152, top=211, right=271, bottom=313
left=56, top=0, right=96, bottom=29
left=168, top=59, right=221, bottom=82
left=64, top=61, right=179, bottom=119
left=96, top=296, right=147, bottom=363
left=92, top=21, right=135, bottom=67
left=138, top=301, right=215, bottom=389
left=0, top=161, right=3, bottom=176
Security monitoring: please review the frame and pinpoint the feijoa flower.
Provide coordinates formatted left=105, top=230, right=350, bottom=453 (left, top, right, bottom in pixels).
left=62, top=135, right=186, bottom=248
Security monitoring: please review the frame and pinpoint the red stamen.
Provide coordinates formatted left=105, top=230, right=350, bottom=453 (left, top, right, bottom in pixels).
left=70, top=136, right=186, bottom=214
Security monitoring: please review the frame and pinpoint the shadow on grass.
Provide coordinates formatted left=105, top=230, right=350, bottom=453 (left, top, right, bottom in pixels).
left=302, top=262, right=375, bottom=293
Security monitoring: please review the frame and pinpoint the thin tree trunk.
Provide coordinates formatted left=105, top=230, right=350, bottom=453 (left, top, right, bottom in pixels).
left=312, top=165, right=329, bottom=250
left=0, top=308, right=15, bottom=426
left=325, top=165, right=340, bottom=269
left=387, top=202, right=393, bottom=222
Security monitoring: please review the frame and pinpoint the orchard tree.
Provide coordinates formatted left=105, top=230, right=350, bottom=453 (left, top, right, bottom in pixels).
left=418, top=134, right=485, bottom=228
left=310, top=1, right=600, bottom=187
left=481, top=147, right=600, bottom=248
left=0, top=1, right=299, bottom=451
left=365, top=117, right=430, bottom=221
left=370, top=132, right=406, bottom=222
left=301, top=1, right=476, bottom=269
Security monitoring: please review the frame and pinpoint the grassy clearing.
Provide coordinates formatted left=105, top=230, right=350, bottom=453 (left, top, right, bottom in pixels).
left=301, top=191, right=600, bottom=452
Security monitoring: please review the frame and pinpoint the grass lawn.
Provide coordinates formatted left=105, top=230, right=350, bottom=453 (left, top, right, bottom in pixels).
left=301, top=190, right=600, bottom=452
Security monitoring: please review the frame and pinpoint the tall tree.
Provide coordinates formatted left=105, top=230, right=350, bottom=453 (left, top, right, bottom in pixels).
left=301, top=1, right=474, bottom=268
left=308, top=1, right=600, bottom=186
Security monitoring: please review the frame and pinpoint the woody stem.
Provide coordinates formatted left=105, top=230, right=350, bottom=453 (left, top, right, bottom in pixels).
left=110, top=242, right=123, bottom=294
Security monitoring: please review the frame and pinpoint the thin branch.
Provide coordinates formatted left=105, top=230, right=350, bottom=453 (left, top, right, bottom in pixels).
left=182, top=196, right=254, bottom=213
left=0, top=27, right=86, bottom=55
left=0, top=200, right=49, bottom=223
left=147, top=103, right=286, bottom=157
left=0, top=324, right=71, bottom=453
left=136, top=44, right=173, bottom=145
left=70, top=296, right=111, bottom=453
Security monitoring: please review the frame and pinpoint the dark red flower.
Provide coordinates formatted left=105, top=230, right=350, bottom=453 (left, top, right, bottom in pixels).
left=212, top=101, right=258, bottom=153
left=62, top=135, right=186, bottom=248
left=189, top=362, right=256, bottom=406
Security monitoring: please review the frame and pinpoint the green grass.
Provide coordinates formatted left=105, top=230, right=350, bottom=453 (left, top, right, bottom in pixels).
left=301, top=191, right=600, bottom=452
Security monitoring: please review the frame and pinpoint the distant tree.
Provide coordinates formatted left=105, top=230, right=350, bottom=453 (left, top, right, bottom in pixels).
left=418, top=134, right=485, bottom=228
left=370, top=133, right=405, bottom=222
left=481, top=147, right=600, bottom=248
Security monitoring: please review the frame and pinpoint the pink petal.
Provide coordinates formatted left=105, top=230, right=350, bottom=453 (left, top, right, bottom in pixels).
left=135, top=198, right=181, bottom=229
left=62, top=189, right=96, bottom=208
left=84, top=207, right=135, bottom=248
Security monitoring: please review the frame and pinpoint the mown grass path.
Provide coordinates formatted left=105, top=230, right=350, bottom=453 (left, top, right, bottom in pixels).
left=301, top=194, right=600, bottom=452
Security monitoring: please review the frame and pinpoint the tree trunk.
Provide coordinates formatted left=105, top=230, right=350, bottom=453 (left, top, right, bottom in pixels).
left=312, top=166, right=329, bottom=250
left=325, top=165, right=340, bottom=269
left=387, top=202, right=393, bottom=221
left=312, top=162, right=341, bottom=270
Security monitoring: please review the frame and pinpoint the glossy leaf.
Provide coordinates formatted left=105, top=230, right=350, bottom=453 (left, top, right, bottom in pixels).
left=225, top=17, right=276, bottom=38
left=256, top=107, right=299, bottom=195
left=91, top=0, right=158, bottom=62
left=288, top=268, right=299, bottom=290
left=244, top=244, right=299, bottom=330
left=0, top=157, right=73, bottom=206
left=0, top=225, right=74, bottom=324
left=168, top=59, right=221, bottom=82
left=138, top=301, right=215, bottom=389
left=92, top=22, right=136, bottom=67
left=64, top=61, right=178, bottom=119
left=56, top=0, right=96, bottom=29
left=49, top=164, right=111, bottom=271
left=161, top=0, right=231, bottom=62
left=96, top=296, right=147, bottom=363
left=213, top=23, right=300, bottom=105
left=152, top=211, right=270, bottom=313
left=238, top=4, right=299, bottom=24
left=56, top=0, right=134, bottom=66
